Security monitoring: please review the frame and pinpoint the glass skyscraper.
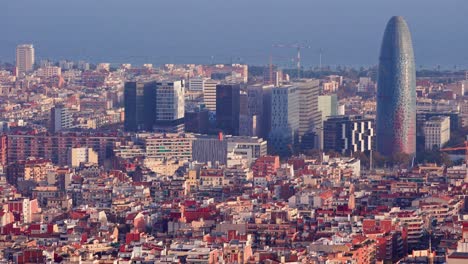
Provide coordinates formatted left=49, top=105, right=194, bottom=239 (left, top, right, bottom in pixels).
left=376, top=16, right=416, bottom=157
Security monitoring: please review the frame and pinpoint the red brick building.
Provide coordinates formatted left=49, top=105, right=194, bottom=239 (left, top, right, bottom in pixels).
left=252, top=156, right=280, bottom=177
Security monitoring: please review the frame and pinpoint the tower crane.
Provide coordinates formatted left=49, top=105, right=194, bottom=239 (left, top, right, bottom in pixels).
left=440, top=141, right=468, bottom=178
left=273, top=43, right=311, bottom=79
left=440, top=141, right=468, bottom=165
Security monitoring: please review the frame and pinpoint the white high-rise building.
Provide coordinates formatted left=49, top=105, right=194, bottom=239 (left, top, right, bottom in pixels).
left=269, top=85, right=300, bottom=156
left=68, top=147, right=98, bottom=168
left=293, top=79, right=321, bottom=149
left=156, top=81, right=184, bottom=120
left=423, top=116, right=450, bottom=150
left=146, top=80, right=185, bottom=133
left=203, top=79, right=219, bottom=112
left=50, top=105, right=73, bottom=133
left=188, top=77, right=204, bottom=91
left=16, top=44, right=35, bottom=75
left=318, top=94, right=338, bottom=122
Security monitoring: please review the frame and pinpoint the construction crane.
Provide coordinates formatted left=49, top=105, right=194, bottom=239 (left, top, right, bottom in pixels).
left=440, top=141, right=468, bottom=179
left=440, top=141, right=468, bottom=164
left=273, top=43, right=311, bottom=79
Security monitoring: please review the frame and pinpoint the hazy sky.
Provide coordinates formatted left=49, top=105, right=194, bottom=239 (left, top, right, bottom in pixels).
left=2, top=0, right=468, bottom=68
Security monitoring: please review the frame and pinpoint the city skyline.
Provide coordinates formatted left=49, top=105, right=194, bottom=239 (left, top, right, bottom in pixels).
left=0, top=2, right=467, bottom=263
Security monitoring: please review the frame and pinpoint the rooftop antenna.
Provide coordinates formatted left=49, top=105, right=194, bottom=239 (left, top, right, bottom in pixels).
left=269, top=55, right=273, bottom=85
left=319, top=48, right=323, bottom=71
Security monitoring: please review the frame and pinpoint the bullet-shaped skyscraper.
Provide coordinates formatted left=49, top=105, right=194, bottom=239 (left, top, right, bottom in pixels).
left=376, top=16, right=416, bottom=157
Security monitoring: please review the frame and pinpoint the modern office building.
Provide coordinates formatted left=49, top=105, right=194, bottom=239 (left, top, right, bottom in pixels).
left=216, top=84, right=240, bottom=135
left=192, top=134, right=267, bottom=166
left=416, top=112, right=460, bottom=138
left=188, top=77, right=204, bottom=91
left=262, top=85, right=273, bottom=140
left=376, top=16, right=416, bottom=157
left=423, top=116, right=450, bottom=150
left=317, top=94, right=338, bottom=149
left=246, top=84, right=275, bottom=139
left=124, top=81, right=146, bottom=132
left=144, top=80, right=185, bottom=133
left=239, top=91, right=254, bottom=136
left=292, top=79, right=321, bottom=150
left=16, top=44, right=35, bottom=75
left=269, top=85, right=300, bottom=156
left=318, top=95, right=338, bottom=122
left=323, top=115, right=374, bottom=155
left=185, top=109, right=209, bottom=134
left=192, top=134, right=228, bottom=165
left=50, top=105, right=73, bottom=133
left=203, top=79, right=219, bottom=112
left=227, top=136, right=268, bottom=165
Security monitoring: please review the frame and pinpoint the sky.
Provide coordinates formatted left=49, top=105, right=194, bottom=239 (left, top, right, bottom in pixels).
left=2, top=0, right=468, bottom=68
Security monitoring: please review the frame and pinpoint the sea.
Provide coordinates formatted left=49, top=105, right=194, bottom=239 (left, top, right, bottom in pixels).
left=2, top=0, right=468, bottom=69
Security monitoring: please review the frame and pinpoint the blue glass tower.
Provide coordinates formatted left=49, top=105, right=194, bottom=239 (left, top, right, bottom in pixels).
left=376, top=16, right=416, bottom=157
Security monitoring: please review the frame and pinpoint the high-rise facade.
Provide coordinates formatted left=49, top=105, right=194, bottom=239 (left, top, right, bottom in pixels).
left=203, top=79, right=219, bottom=112
left=124, top=81, right=145, bottom=132
left=16, top=44, right=35, bottom=75
left=423, top=116, right=450, bottom=150
left=246, top=84, right=273, bottom=138
left=318, top=94, right=338, bottom=122
left=376, top=16, right=416, bottom=157
left=144, top=80, right=185, bottom=133
left=188, top=77, right=204, bottom=91
left=50, top=105, right=72, bottom=133
left=323, top=115, right=374, bottom=155
left=216, top=84, right=240, bottom=135
left=293, top=79, right=321, bottom=150
left=318, top=94, right=338, bottom=149
left=269, top=85, right=300, bottom=156
left=262, top=85, right=273, bottom=140
left=239, top=91, right=253, bottom=136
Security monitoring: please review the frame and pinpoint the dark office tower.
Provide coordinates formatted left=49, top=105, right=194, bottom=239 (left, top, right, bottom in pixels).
left=246, top=84, right=270, bottom=138
left=216, top=84, right=240, bottom=135
left=376, top=16, right=416, bottom=157
left=262, top=85, right=273, bottom=139
left=124, top=81, right=145, bottom=132
left=239, top=91, right=251, bottom=136
left=185, top=109, right=209, bottom=134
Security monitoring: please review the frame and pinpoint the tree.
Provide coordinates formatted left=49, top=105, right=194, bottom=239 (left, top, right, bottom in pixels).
left=372, top=151, right=388, bottom=168
left=390, top=152, right=412, bottom=167
left=352, top=151, right=370, bottom=169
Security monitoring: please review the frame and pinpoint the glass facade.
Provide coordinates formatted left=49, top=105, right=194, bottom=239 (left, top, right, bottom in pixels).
left=377, top=16, right=416, bottom=157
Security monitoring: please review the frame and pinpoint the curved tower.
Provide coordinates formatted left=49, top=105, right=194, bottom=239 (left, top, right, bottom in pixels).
left=376, top=16, right=416, bottom=157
